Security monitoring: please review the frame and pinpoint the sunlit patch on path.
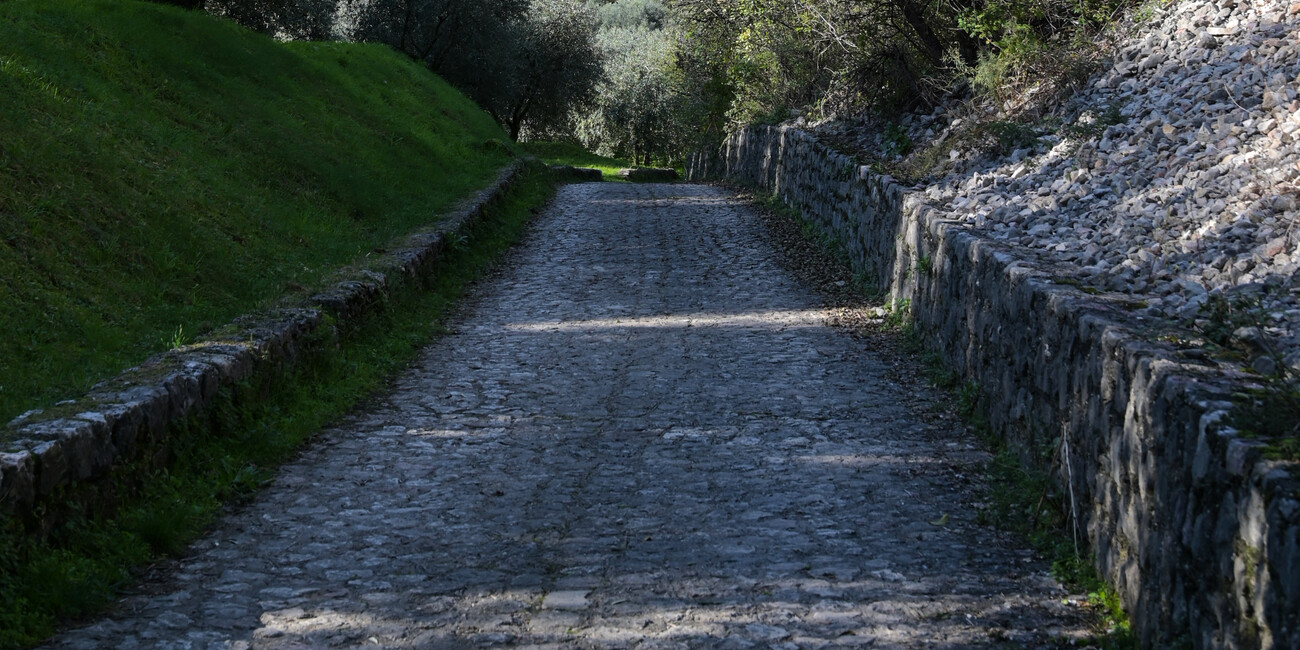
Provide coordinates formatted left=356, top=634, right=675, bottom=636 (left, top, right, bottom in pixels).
left=502, top=309, right=825, bottom=332
left=48, top=183, right=1089, bottom=649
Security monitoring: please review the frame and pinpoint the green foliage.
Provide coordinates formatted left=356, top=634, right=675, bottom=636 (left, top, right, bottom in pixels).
left=957, top=1, right=1037, bottom=49
left=0, top=0, right=514, bottom=428
left=664, top=0, right=1140, bottom=133
left=956, top=381, right=988, bottom=436
left=343, top=0, right=526, bottom=75
left=752, top=105, right=793, bottom=126
left=119, top=488, right=207, bottom=555
left=349, top=0, right=602, bottom=140
left=962, top=0, right=1132, bottom=109
left=920, top=349, right=960, bottom=389
left=882, top=122, right=913, bottom=157
left=915, top=254, right=932, bottom=275
left=886, top=298, right=913, bottom=330
left=968, top=32, right=1039, bottom=100
left=486, top=0, right=604, bottom=140
left=958, top=0, right=1132, bottom=50
left=1194, top=294, right=1254, bottom=348
left=592, top=0, right=667, bottom=29
left=1065, top=102, right=1125, bottom=139
left=572, top=0, right=701, bottom=166
left=1195, top=294, right=1300, bottom=457
left=161, top=325, right=190, bottom=351
left=722, top=36, right=817, bottom=126
left=676, top=0, right=970, bottom=124
left=983, top=120, right=1038, bottom=154
left=204, top=0, right=339, bottom=39
left=0, top=166, right=555, bottom=649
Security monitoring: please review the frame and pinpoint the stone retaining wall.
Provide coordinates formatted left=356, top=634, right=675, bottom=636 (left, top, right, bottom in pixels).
left=0, top=162, right=524, bottom=524
left=689, top=126, right=1299, bottom=649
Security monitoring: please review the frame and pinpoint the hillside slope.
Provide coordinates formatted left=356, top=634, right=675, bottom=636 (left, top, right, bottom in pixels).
left=0, top=0, right=515, bottom=426
left=812, top=0, right=1300, bottom=384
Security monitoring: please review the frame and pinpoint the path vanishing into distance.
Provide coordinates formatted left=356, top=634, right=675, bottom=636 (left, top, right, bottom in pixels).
left=48, top=182, right=1092, bottom=649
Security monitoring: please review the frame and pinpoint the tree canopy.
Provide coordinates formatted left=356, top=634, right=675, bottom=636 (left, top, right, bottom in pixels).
left=151, top=0, right=1135, bottom=161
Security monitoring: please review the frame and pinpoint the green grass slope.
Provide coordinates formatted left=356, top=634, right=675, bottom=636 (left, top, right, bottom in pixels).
left=522, top=141, right=631, bottom=180
left=0, top=0, right=515, bottom=427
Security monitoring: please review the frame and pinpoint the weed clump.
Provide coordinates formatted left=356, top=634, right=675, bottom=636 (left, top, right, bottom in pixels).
left=1190, top=293, right=1300, bottom=459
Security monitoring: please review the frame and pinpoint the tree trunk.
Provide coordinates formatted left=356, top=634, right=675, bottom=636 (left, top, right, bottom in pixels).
left=399, top=0, right=415, bottom=58
left=946, top=0, right=984, bottom=67
left=507, top=91, right=534, bottom=141
left=897, top=0, right=944, bottom=67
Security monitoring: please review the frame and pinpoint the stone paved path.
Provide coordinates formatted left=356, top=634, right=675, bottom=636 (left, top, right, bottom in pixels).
left=48, top=183, right=1089, bottom=649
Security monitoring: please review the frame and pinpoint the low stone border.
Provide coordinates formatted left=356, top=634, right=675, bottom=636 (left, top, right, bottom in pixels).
left=548, top=165, right=602, bottom=183
left=618, top=167, right=679, bottom=182
left=0, top=162, right=525, bottom=521
left=689, top=126, right=1299, bottom=649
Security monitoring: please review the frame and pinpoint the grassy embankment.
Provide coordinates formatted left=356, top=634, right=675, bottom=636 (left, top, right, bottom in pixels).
left=521, top=141, right=632, bottom=181
left=0, top=0, right=518, bottom=430
left=0, top=1, right=555, bottom=646
left=0, top=168, right=554, bottom=649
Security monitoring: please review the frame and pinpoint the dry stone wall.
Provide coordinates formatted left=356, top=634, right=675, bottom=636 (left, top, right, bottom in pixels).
left=0, top=163, right=524, bottom=526
left=688, top=126, right=1299, bottom=649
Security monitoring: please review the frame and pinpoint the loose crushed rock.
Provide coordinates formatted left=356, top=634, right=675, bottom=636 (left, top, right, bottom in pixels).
left=45, top=183, right=1093, bottom=649
left=813, top=0, right=1300, bottom=370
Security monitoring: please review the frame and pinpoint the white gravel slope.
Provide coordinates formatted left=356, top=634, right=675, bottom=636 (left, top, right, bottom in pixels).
left=820, top=0, right=1300, bottom=369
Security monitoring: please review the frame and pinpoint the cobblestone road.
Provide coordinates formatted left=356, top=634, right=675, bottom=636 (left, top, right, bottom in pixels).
left=49, top=183, right=1089, bottom=649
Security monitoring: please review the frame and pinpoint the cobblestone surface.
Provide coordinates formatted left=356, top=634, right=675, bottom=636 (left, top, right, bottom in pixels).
left=46, top=182, right=1090, bottom=649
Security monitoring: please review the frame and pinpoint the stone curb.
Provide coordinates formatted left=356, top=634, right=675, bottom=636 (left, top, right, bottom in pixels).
left=0, top=162, right=525, bottom=519
left=548, top=165, right=603, bottom=183
left=618, top=167, right=679, bottom=182
left=689, top=126, right=1298, bottom=649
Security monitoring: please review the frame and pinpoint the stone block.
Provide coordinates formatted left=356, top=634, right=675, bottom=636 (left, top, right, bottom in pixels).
left=16, top=419, right=100, bottom=483
left=32, top=439, right=67, bottom=496
left=549, top=165, right=602, bottom=182
left=617, top=167, right=679, bottom=182
left=180, top=358, right=222, bottom=403
left=0, top=451, right=34, bottom=513
left=74, top=411, right=118, bottom=476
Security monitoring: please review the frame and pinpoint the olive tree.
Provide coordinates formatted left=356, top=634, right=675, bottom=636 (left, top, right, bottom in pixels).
left=577, top=24, right=687, bottom=163
left=570, top=0, right=700, bottom=164
left=203, top=0, right=342, bottom=40
left=338, top=0, right=527, bottom=72
left=670, top=0, right=981, bottom=124
left=592, top=0, right=667, bottom=30
left=475, top=0, right=603, bottom=140
left=345, top=0, right=601, bottom=140
left=180, top=0, right=603, bottom=139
